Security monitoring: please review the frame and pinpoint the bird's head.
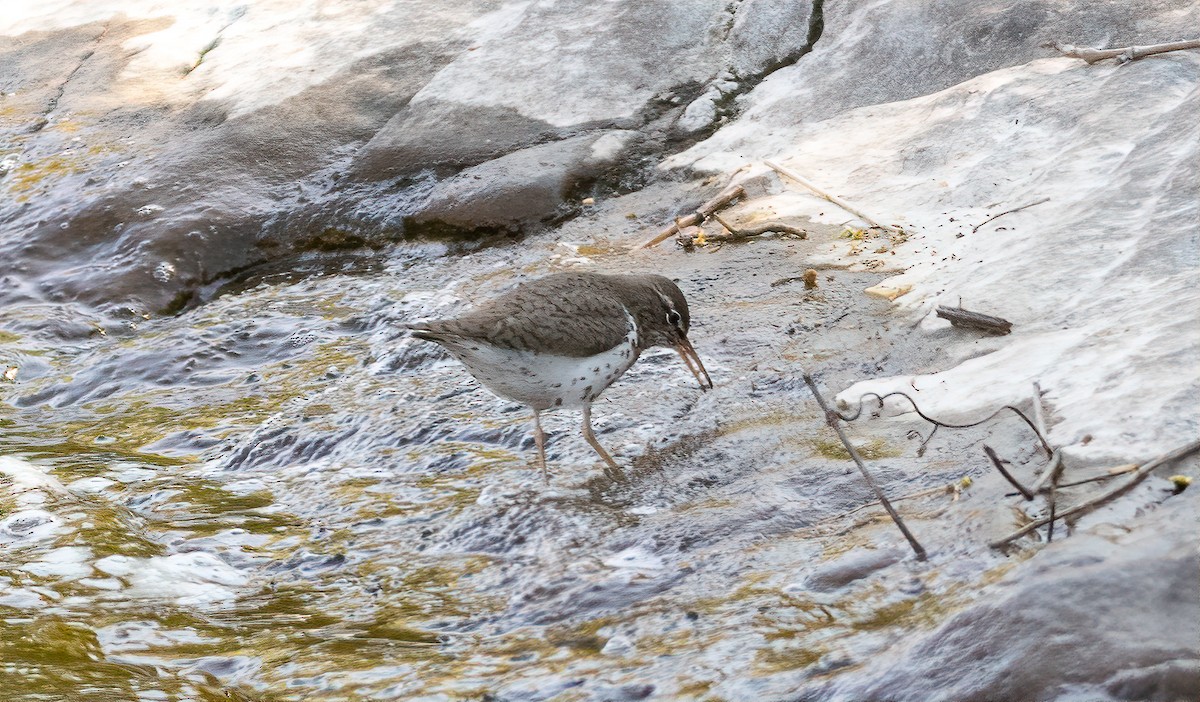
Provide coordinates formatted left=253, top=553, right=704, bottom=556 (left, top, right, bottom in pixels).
left=624, top=274, right=713, bottom=391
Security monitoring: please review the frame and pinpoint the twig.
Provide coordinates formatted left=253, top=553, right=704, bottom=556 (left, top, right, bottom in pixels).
left=635, top=186, right=746, bottom=249
left=843, top=481, right=964, bottom=517
left=1045, top=486, right=1058, bottom=542
left=1029, top=383, right=1050, bottom=455
left=1029, top=449, right=1062, bottom=493
left=971, top=197, right=1050, bottom=234
left=989, top=438, right=1200, bottom=548
left=764, top=160, right=904, bottom=234
left=984, top=445, right=1034, bottom=500
left=803, top=373, right=927, bottom=560
left=709, top=212, right=809, bottom=241
left=1044, top=457, right=1066, bottom=541
left=935, top=305, right=1013, bottom=335
left=1048, top=39, right=1200, bottom=65
left=837, top=391, right=1053, bottom=456
left=1006, top=463, right=1138, bottom=496
left=1022, top=381, right=1060, bottom=501
left=1054, top=463, right=1137, bottom=489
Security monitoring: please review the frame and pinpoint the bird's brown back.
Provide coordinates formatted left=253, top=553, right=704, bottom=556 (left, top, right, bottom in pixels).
left=409, top=273, right=639, bottom=357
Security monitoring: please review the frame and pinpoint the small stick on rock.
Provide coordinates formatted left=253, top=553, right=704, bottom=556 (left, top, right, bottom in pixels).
left=636, top=185, right=746, bottom=249
left=936, top=305, right=1013, bottom=335
left=1048, top=39, right=1200, bottom=64
left=843, top=480, right=967, bottom=517
left=984, top=445, right=1035, bottom=500
left=803, top=373, right=927, bottom=561
left=765, top=160, right=904, bottom=234
left=1030, top=449, right=1063, bottom=493
left=971, top=197, right=1050, bottom=234
left=990, top=438, right=1200, bottom=548
left=1030, top=383, right=1051, bottom=455
left=710, top=212, right=809, bottom=242
left=1055, top=463, right=1137, bottom=489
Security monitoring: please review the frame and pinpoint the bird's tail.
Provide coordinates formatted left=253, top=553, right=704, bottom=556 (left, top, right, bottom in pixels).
left=404, top=321, right=446, bottom=343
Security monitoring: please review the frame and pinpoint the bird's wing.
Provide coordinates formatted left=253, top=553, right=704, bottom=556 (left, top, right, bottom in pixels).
left=409, top=275, right=633, bottom=357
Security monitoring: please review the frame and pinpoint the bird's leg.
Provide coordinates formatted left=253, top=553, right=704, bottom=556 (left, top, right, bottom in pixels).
left=532, top=409, right=548, bottom=484
left=581, top=403, right=625, bottom=482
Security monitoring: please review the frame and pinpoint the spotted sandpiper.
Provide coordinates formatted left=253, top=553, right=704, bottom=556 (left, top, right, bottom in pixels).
left=407, top=271, right=713, bottom=482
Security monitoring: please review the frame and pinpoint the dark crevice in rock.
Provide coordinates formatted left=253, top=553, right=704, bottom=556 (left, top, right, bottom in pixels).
left=740, top=0, right=825, bottom=86
left=29, top=23, right=110, bottom=133
left=182, top=7, right=245, bottom=77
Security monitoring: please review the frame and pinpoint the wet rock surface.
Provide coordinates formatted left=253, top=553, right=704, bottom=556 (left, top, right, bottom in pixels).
left=3, top=1, right=1199, bottom=700
left=1, top=0, right=819, bottom=317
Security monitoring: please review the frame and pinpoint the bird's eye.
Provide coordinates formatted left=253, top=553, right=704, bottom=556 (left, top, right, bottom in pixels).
left=666, top=310, right=682, bottom=326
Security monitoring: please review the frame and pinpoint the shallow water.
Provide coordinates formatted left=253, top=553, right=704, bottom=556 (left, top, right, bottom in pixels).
left=0, top=213, right=1099, bottom=700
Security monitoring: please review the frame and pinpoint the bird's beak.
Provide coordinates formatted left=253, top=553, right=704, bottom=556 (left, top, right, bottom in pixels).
left=674, top=336, right=713, bottom=391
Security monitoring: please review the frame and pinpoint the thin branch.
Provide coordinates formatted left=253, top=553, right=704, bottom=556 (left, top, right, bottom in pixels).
left=1030, top=383, right=1049, bottom=450
left=843, top=481, right=964, bottom=517
left=989, top=438, right=1200, bottom=548
left=635, top=186, right=746, bottom=249
left=765, top=160, right=904, bottom=234
left=1046, top=487, right=1058, bottom=542
left=984, top=445, right=1034, bottom=500
left=1048, top=39, right=1200, bottom=65
left=1044, top=456, right=1065, bottom=541
left=971, top=197, right=1050, bottom=234
left=803, top=373, right=927, bottom=560
left=1030, top=449, right=1062, bottom=493
left=710, top=212, right=809, bottom=240
left=1055, top=463, right=1137, bottom=489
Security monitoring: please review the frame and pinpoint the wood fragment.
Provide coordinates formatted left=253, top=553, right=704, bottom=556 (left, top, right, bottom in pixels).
left=843, top=481, right=963, bottom=517
left=1055, top=464, right=1137, bottom=489
left=971, top=197, right=1050, bottom=234
left=764, top=160, right=904, bottom=234
left=635, top=186, right=746, bottom=249
left=936, top=305, right=1013, bottom=335
left=989, top=438, right=1200, bottom=548
left=803, top=373, right=927, bottom=561
left=984, top=445, right=1034, bottom=500
left=709, top=212, right=809, bottom=242
left=1048, top=39, right=1200, bottom=65
left=1030, top=382, right=1050, bottom=455
left=1030, top=449, right=1063, bottom=493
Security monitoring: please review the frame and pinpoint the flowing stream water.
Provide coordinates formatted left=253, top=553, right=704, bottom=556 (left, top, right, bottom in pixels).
left=1, top=192, right=1050, bottom=700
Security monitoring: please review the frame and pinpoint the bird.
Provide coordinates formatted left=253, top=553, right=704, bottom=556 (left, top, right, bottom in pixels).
left=407, top=271, right=713, bottom=482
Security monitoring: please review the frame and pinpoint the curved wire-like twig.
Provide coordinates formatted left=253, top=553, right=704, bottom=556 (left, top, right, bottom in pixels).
left=835, top=390, right=1053, bottom=455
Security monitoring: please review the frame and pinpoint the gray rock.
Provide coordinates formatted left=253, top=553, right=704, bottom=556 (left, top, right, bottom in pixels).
left=796, top=497, right=1200, bottom=702
left=408, top=131, right=641, bottom=233
left=802, top=547, right=905, bottom=592
left=0, top=0, right=825, bottom=316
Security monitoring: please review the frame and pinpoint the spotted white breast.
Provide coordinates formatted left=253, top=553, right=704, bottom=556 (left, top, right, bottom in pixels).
left=440, top=309, right=641, bottom=411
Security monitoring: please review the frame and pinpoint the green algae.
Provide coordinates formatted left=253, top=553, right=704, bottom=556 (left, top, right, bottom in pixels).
left=810, top=436, right=902, bottom=460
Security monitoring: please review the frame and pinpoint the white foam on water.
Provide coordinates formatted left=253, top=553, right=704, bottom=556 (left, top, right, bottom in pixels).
left=602, top=546, right=665, bottom=572
left=67, top=476, right=118, bottom=493
left=0, top=586, right=49, bottom=609
left=93, top=552, right=250, bottom=605
left=0, top=456, right=69, bottom=507
left=18, top=545, right=94, bottom=580
left=96, top=619, right=215, bottom=654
